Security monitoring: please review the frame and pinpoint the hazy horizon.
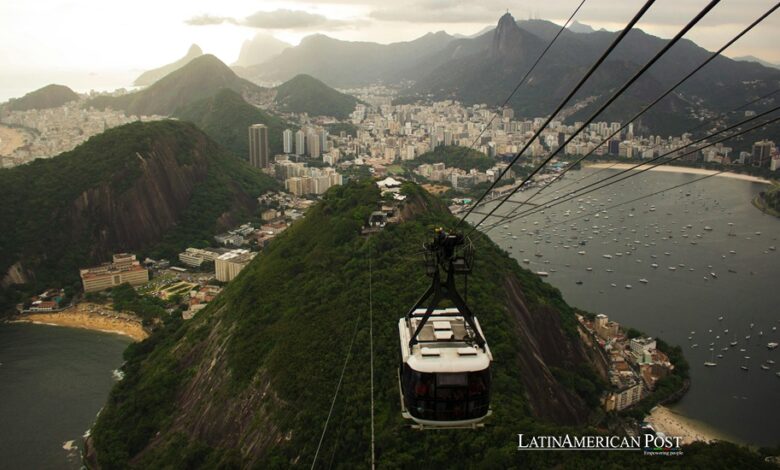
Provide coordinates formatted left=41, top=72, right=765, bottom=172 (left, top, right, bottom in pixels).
left=1, top=0, right=779, bottom=102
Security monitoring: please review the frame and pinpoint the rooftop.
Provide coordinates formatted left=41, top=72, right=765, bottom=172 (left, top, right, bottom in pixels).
left=399, top=308, right=492, bottom=374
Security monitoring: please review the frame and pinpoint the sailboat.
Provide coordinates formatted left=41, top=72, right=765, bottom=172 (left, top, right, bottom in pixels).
left=730, top=333, right=738, bottom=347
left=704, top=350, right=717, bottom=367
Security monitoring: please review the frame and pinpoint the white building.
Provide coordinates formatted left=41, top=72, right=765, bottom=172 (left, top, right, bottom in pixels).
left=215, top=249, right=256, bottom=282
left=178, top=248, right=220, bottom=268
left=283, top=129, right=293, bottom=154
left=630, top=337, right=657, bottom=355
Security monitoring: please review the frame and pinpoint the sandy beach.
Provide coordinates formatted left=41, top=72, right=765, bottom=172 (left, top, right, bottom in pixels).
left=646, top=406, right=736, bottom=445
left=11, top=302, right=148, bottom=341
left=585, top=162, right=772, bottom=185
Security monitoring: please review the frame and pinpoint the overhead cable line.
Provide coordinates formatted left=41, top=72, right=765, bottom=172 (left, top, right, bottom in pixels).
left=514, top=87, right=780, bottom=212
left=455, top=0, right=657, bottom=228
left=368, top=239, right=375, bottom=470
left=465, top=0, right=722, bottom=237
left=490, top=2, right=779, bottom=228
left=482, top=104, right=780, bottom=227
left=476, top=108, right=780, bottom=232
left=311, top=285, right=363, bottom=469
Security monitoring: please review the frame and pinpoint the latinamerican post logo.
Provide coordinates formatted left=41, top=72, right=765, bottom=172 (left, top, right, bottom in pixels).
left=517, top=434, right=684, bottom=456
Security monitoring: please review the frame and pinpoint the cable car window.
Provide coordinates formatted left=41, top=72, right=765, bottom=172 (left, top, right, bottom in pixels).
left=436, top=373, right=468, bottom=387
left=413, top=372, right=435, bottom=398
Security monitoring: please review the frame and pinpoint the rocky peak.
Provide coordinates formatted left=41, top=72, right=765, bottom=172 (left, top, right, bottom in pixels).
left=490, top=12, right=523, bottom=58
left=187, top=44, right=203, bottom=56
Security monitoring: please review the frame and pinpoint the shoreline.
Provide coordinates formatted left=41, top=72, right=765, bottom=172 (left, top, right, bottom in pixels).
left=645, top=405, right=737, bottom=445
left=8, top=303, right=148, bottom=341
left=584, top=162, right=772, bottom=184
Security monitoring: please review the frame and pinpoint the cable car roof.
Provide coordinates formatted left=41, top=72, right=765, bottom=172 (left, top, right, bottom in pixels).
left=399, top=309, right=492, bottom=374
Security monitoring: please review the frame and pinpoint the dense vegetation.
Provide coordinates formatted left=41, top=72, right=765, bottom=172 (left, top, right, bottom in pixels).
left=90, top=180, right=770, bottom=469
left=86, top=55, right=267, bottom=117
left=4, top=84, right=79, bottom=111
left=274, top=74, right=360, bottom=119
left=103, top=283, right=168, bottom=325
left=756, top=183, right=780, bottom=217
left=175, top=88, right=293, bottom=159
left=0, top=120, right=277, bottom=313
left=324, top=122, right=358, bottom=137
left=410, top=145, right=496, bottom=171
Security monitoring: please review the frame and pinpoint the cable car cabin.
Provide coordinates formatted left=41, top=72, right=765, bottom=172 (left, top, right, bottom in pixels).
left=398, top=307, right=492, bottom=429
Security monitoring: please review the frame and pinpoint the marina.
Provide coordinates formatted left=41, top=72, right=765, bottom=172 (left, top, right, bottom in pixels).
left=477, top=167, right=780, bottom=446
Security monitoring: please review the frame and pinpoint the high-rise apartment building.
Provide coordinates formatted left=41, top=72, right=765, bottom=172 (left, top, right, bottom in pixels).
left=295, top=129, right=306, bottom=156
left=751, top=140, right=775, bottom=168
left=283, top=129, right=293, bottom=154
left=248, top=124, right=270, bottom=168
left=307, top=132, right=321, bottom=158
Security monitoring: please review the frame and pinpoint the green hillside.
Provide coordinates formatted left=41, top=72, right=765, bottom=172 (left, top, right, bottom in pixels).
left=274, top=74, right=359, bottom=119
left=175, top=89, right=293, bottom=159
left=0, top=120, right=277, bottom=309
left=86, top=55, right=268, bottom=117
left=4, top=84, right=79, bottom=111
left=89, top=181, right=767, bottom=468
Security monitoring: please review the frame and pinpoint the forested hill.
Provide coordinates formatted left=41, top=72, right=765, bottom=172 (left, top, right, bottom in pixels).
left=412, top=145, right=495, bottom=171
left=3, top=84, right=79, bottom=111
left=88, top=181, right=768, bottom=468
left=175, top=88, right=293, bottom=159
left=85, top=55, right=271, bottom=117
left=273, top=74, right=360, bottom=119
left=0, top=120, right=277, bottom=308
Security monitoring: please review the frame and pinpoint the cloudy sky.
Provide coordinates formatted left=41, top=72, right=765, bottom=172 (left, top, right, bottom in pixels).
left=0, top=0, right=778, bottom=98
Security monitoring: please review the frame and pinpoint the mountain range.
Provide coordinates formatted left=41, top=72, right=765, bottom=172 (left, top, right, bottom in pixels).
left=567, top=20, right=596, bottom=34
left=236, top=13, right=780, bottom=136
left=233, top=33, right=291, bottom=68
left=408, top=13, right=780, bottom=136
left=87, top=55, right=272, bottom=117
left=237, top=31, right=456, bottom=88
left=86, top=55, right=359, bottom=124
left=0, top=120, right=277, bottom=298
left=733, top=55, right=780, bottom=70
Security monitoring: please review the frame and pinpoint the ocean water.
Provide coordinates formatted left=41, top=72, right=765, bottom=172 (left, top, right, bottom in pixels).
left=0, top=323, right=130, bottom=469
left=475, top=167, right=780, bottom=446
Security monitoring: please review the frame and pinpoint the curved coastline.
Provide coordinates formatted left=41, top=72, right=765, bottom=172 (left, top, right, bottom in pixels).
left=646, top=405, right=741, bottom=445
left=8, top=303, right=148, bottom=341
left=584, top=162, right=773, bottom=184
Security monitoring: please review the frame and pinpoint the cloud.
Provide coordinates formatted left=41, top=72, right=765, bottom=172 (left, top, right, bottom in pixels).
left=185, top=9, right=353, bottom=30
left=370, top=9, right=493, bottom=24
left=244, top=9, right=348, bottom=29
left=184, top=14, right=236, bottom=26
left=369, top=1, right=503, bottom=24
